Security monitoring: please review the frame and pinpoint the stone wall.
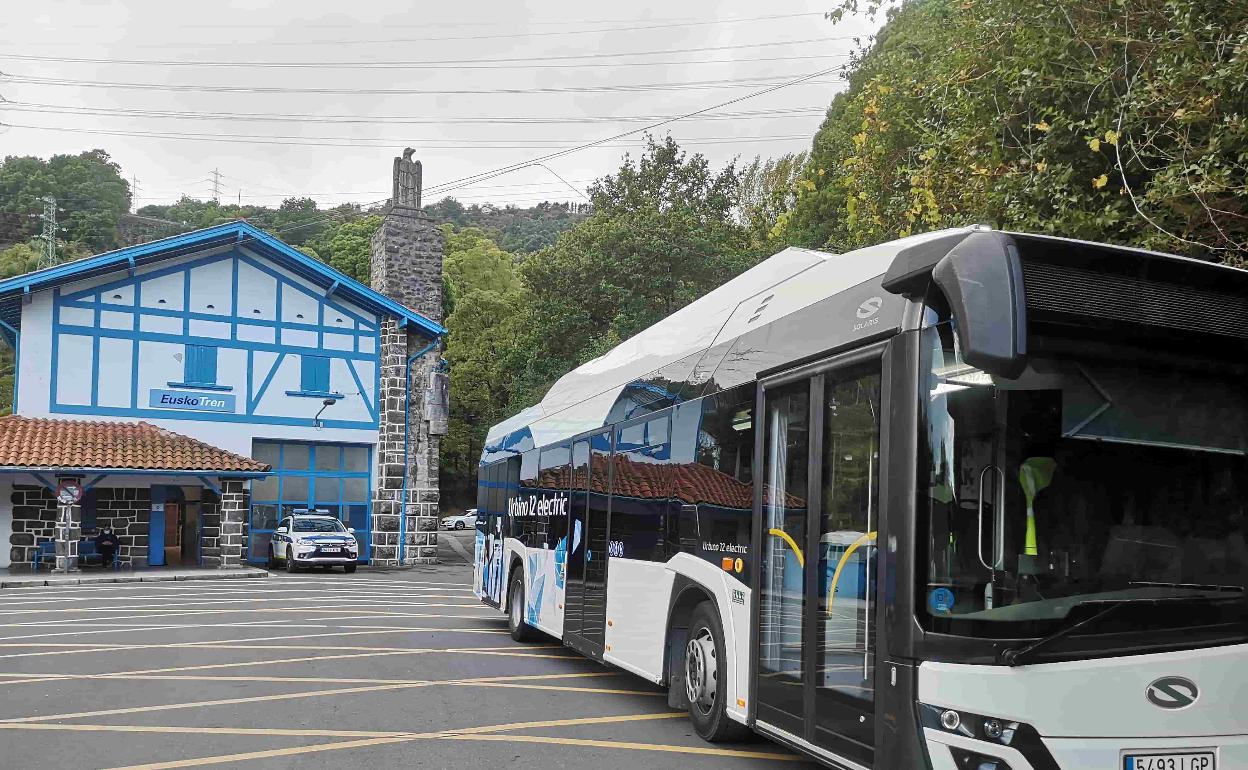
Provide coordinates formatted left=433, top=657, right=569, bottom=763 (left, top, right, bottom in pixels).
left=8, top=485, right=56, bottom=566
left=199, top=491, right=223, bottom=567
left=93, top=487, right=152, bottom=568
left=368, top=202, right=444, bottom=566
left=369, top=206, right=444, bottom=324
left=217, top=479, right=247, bottom=569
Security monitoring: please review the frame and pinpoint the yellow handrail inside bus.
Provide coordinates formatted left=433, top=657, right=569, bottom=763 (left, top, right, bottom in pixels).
left=827, top=531, right=877, bottom=616
left=767, top=527, right=804, bottom=568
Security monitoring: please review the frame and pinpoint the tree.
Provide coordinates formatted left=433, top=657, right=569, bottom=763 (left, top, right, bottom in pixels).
left=0, top=150, right=132, bottom=252
left=439, top=227, right=526, bottom=502
left=737, top=152, right=808, bottom=253
left=309, top=215, right=381, bottom=283
left=785, top=0, right=1247, bottom=262
left=504, top=135, right=752, bottom=410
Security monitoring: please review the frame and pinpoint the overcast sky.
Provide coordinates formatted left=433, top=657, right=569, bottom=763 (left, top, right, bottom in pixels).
left=1, top=1, right=884, bottom=210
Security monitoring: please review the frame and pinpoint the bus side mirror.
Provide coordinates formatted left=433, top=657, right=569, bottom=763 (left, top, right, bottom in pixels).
left=932, top=232, right=1028, bottom=379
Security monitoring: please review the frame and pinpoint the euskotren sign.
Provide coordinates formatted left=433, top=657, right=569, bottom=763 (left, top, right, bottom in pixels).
left=148, top=389, right=236, bottom=413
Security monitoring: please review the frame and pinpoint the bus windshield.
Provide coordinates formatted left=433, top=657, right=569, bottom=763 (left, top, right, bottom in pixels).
left=919, top=322, right=1248, bottom=645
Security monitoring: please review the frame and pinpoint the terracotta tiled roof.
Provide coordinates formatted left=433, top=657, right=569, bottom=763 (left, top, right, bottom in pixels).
left=531, top=454, right=804, bottom=510
left=0, top=417, right=270, bottom=473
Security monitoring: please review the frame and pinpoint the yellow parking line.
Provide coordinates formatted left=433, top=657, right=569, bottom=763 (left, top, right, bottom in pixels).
left=444, top=734, right=805, bottom=761
left=451, top=681, right=662, bottom=696
left=0, top=671, right=619, bottom=687
left=0, top=723, right=404, bottom=738
left=98, top=712, right=690, bottom=770
left=105, top=735, right=419, bottom=768
left=0, top=623, right=508, bottom=652
left=0, top=609, right=496, bottom=629
left=0, top=645, right=582, bottom=687
left=2, top=604, right=490, bottom=616
left=0, top=671, right=620, bottom=724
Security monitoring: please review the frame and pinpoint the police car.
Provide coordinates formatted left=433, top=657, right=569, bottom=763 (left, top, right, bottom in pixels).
left=267, top=514, right=359, bottom=573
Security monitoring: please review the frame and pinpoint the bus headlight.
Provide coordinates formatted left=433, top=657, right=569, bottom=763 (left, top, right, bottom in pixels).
left=919, top=703, right=1017, bottom=746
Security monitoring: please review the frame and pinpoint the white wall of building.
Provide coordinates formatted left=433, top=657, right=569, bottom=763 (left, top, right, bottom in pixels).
left=15, top=244, right=386, bottom=459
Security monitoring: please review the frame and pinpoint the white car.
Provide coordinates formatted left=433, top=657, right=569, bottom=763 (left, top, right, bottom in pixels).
left=268, top=515, right=359, bottom=573
left=440, top=510, right=478, bottom=530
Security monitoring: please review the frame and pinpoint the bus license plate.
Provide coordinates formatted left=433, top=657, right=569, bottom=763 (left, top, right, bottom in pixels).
left=1123, top=752, right=1215, bottom=770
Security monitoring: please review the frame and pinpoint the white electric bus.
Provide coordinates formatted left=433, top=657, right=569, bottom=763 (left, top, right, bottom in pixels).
left=473, top=227, right=1248, bottom=770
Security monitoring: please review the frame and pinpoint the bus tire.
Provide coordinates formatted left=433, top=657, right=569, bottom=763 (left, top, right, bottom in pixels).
left=508, top=572, right=540, bottom=642
left=685, top=601, right=751, bottom=743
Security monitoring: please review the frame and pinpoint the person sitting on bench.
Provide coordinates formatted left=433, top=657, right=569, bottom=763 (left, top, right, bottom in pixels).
left=94, top=526, right=119, bottom=569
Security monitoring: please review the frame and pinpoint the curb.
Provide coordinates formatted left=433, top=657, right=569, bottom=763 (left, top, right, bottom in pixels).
left=0, top=569, right=269, bottom=589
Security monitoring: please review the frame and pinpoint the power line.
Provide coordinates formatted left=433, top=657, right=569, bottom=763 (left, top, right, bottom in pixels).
left=518, top=165, right=588, bottom=202
left=0, top=36, right=842, bottom=69
left=0, top=47, right=851, bottom=71
left=0, top=121, right=818, bottom=150
left=0, top=100, right=829, bottom=126
left=0, top=72, right=841, bottom=96
left=7, top=11, right=828, bottom=45
left=424, top=66, right=839, bottom=196
left=122, top=66, right=839, bottom=243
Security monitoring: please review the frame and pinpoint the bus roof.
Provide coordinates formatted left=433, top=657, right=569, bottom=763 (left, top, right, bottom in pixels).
left=484, top=227, right=1248, bottom=462
left=483, top=227, right=978, bottom=460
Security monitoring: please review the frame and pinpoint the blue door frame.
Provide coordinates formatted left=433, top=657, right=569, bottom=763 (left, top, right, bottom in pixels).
left=248, top=441, right=372, bottom=564
left=148, top=485, right=188, bottom=567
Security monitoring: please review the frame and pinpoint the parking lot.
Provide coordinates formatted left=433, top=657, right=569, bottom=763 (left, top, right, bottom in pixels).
left=0, top=561, right=812, bottom=769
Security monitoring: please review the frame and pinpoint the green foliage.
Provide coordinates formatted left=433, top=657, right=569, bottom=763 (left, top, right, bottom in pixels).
left=0, top=242, right=42, bottom=280
left=0, top=150, right=132, bottom=253
left=737, top=152, right=808, bottom=252
left=786, top=0, right=1247, bottom=261
left=308, top=215, right=381, bottom=283
left=425, top=197, right=589, bottom=253
left=504, top=136, right=753, bottom=411
left=0, top=242, right=40, bottom=415
left=439, top=227, right=526, bottom=498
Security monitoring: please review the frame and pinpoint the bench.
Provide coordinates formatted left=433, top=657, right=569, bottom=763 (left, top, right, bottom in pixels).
left=79, top=540, right=122, bottom=570
left=31, top=540, right=121, bottom=571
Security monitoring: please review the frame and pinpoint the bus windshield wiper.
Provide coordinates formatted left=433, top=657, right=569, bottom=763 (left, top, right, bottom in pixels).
left=999, top=594, right=1245, bottom=667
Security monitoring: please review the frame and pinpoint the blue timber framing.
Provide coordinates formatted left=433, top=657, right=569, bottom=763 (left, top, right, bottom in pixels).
left=0, top=220, right=444, bottom=338
left=45, top=243, right=388, bottom=430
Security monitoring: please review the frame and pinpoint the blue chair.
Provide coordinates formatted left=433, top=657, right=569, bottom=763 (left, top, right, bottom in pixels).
left=78, top=539, right=121, bottom=570
left=30, top=541, right=56, bottom=572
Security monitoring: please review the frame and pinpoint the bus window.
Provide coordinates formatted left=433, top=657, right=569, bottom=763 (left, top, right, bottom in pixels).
left=539, top=445, right=571, bottom=551
left=919, top=321, right=1248, bottom=646
left=817, top=370, right=881, bottom=723
left=610, top=414, right=671, bottom=562
left=515, top=450, right=541, bottom=547
left=684, top=386, right=755, bottom=579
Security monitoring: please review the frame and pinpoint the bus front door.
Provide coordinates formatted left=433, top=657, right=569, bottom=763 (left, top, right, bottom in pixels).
left=754, top=354, right=882, bottom=768
left=563, top=432, right=609, bottom=658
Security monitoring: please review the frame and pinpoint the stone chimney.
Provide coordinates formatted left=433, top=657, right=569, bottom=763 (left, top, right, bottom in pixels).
left=368, top=150, right=445, bottom=566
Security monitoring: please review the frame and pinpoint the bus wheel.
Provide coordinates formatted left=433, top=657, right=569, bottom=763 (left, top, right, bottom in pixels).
left=508, top=573, right=540, bottom=642
left=685, top=601, right=751, bottom=743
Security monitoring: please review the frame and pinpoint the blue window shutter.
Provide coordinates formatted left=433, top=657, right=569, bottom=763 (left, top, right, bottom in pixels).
left=184, top=345, right=218, bottom=385
left=301, top=355, right=329, bottom=393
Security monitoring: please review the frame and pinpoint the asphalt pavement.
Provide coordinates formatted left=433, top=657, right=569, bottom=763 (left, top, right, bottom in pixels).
left=0, top=554, right=813, bottom=769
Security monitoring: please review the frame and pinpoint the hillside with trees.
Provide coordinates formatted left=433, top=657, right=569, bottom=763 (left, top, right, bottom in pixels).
left=783, top=0, right=1246, bottom=262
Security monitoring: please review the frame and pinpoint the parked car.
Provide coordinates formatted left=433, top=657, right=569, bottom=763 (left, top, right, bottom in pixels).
left=268, top=514, right=358, bottom=573
left=440, top=510, right=478, bottom=530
